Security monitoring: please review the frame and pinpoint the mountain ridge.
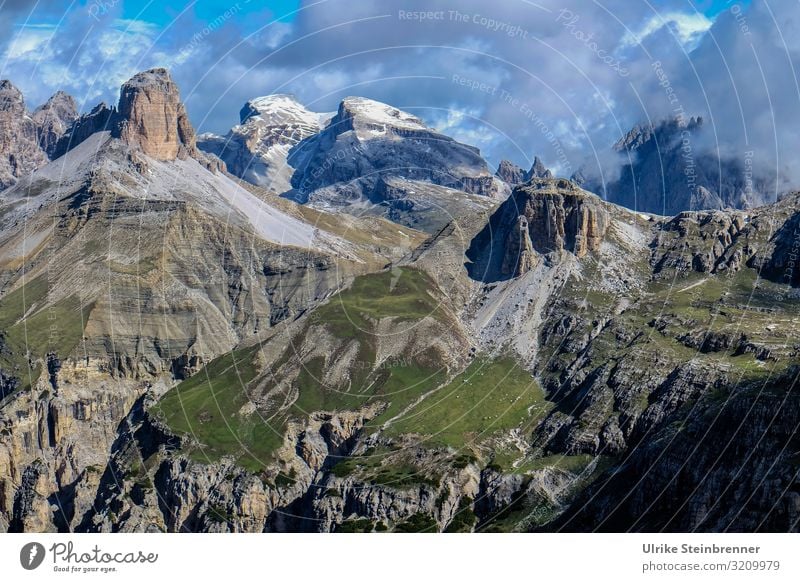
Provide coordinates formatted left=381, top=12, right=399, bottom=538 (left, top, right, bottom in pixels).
left=1, top=68, right=799, bottom=533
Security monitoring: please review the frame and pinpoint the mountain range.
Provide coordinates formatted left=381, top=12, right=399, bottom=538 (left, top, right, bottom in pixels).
left=0, top=68, right=798, bottom=533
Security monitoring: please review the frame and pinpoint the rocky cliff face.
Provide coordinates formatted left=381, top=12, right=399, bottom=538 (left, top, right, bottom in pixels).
left=496, top=159, right=526, bottom=185
left=467, top=178, right=609, bottom=280
left=553, top=373, right=800, bottom=532
left=32, top=91, right=78, bottom=158
left=0, top=80, right=48, bottom=190
left=114, top=68, right=196, bottom=161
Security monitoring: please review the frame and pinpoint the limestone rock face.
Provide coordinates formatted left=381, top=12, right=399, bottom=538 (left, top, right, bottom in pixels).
left=501, top=215, right=538, bottom=277
left=527, top=156, right=553, bottom=179
left=0, top=80, right=48, bottom=189
left=467, top=177, right=609, bottom=280
left=652, top=209, right=750, bottom=276
left=115, top=68, right=196, bottom=161
left=515, top=178, right=607, bottom=258
left=52, top=103, right=114, bottom=159
left=32, top=91, right=78, bottom=157
left=0, top=367, right=146, bottom=532
left=495, top=159, right=526, bottom=185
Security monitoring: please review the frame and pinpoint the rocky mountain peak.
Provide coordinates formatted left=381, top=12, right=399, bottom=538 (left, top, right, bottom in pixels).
left=614, top=115, right=703, bottom=153
left=331, top=96, right=428, bottom=137
left=239, top=94, right=319, bottom=126
left=0, top=80, right=25, bottom=114
left=613, top=121, right=655, bottom=152
left=32, top=91, right=79, bottom=157
left=289, top=96, right=503, bottom=210
left=114, top=68, right=196, bottom=161
left=527, top=156, right=553, bottom=179
left=198, top=94, right=322, bottom=192
left=583, top=114, right=761, bottom=214
left=467, top=177, right=609, bottom=280
left=38, top=90, right=77, bottom=113
left=496, top=159, right=526, bottom=185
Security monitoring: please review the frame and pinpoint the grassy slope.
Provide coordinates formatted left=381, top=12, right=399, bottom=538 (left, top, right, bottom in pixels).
left=384, top=358, right=552, bottom=448
left=153, top=267, right=578, bottom=480
left=151, top=344, right=282, bottom=472
left=294, top=267, right=451, bottom=421
left=154, top=267, right=454, bottom=471
left=0, top=276, right=93, bottom=396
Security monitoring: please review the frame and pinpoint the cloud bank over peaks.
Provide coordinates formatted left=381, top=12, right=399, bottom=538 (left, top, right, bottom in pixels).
left=0, top=0, right=796, bottom=200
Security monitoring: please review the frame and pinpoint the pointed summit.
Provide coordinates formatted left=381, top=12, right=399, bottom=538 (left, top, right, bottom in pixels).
left=495, top=159, right=526, bottom=185
left=114, top=68, right=196, bottom=161
left=0, top=80, right=47, bottom=189
left=0, top=80, right=25, bottom=115
left=33, top=91, right=78, bottom=157
left=527, top=156, right=552, bottom=179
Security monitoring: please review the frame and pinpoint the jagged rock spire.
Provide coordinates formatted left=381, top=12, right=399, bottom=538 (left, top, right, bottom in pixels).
left=527, top=156, right=552, bottom=179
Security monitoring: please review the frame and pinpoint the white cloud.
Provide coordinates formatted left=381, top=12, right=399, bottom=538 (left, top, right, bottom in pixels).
left=621, top=11, right=714, bottom=51
left=5, top=24, right=55, bottom=59
left=2, top=18, right=161, bottom=108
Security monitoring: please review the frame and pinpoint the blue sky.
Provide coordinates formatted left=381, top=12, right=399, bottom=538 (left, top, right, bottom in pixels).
left=0, top=0, right=793, bottom=183
left=118, top=0, right=301, bottom=27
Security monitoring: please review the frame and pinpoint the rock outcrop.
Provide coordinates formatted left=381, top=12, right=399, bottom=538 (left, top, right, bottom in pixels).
left=52, top=103, right=115, bottom=159
left=32, top=91, right=78, bottom=158
left=0, top=80, right=48, bottom=189
left=527, top=156, right=552, bottom=179
left=114, top=68, right=196, bottom=161
left=496, top=156, right=553, bottom=186
left=467, top=177, right=609, bottom=280
left=496, top=159, right=526, bottom=185
left=651, top=209, right=750, bottom=276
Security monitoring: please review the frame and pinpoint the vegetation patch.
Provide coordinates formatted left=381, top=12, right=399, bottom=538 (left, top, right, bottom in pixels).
left=384, top=358, right=552, bottom=448
left=291, top=267, right=451, bottom=422
left=444, top=497, right=476, bottom=532
left=152, top=344, right=282, bottom=472
left=0, top=277, right=93, bottom=398
left=310, top=267, right=444, bottom=334
left=329, top=446, right=439, bottom=489
left=394, top=512, right=438, bottom=533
